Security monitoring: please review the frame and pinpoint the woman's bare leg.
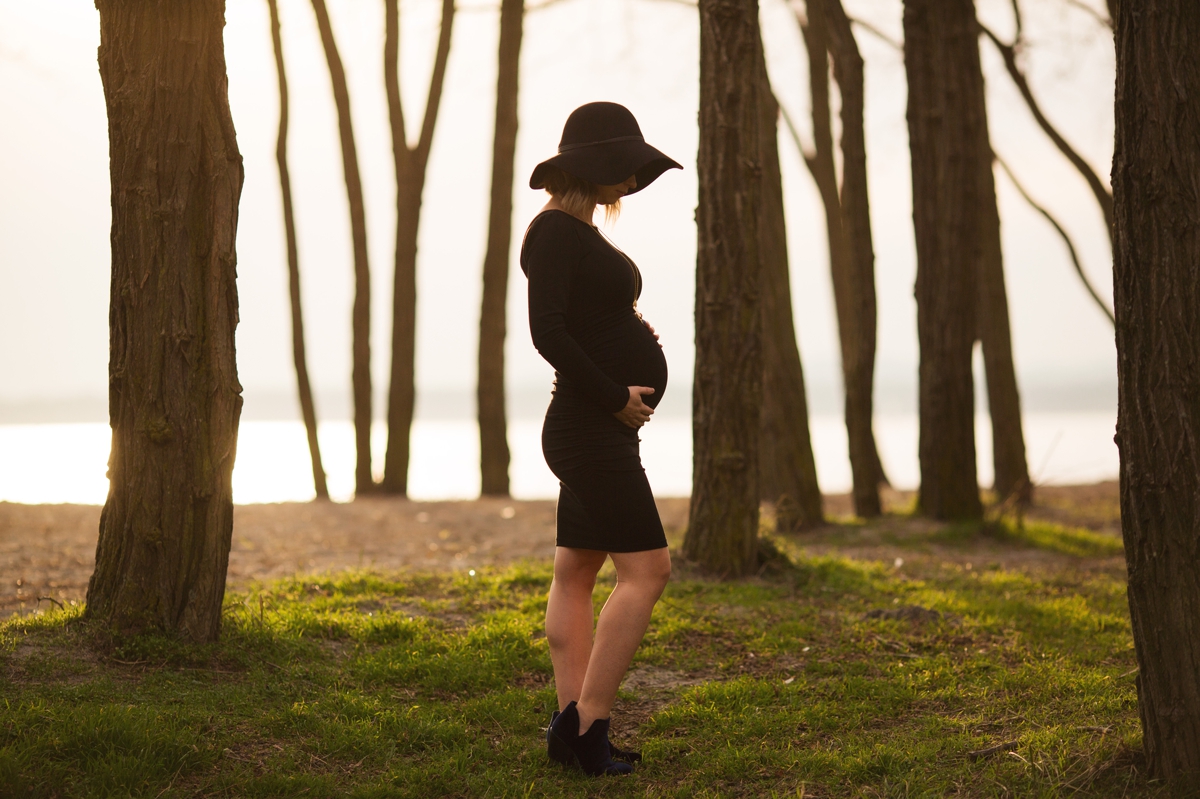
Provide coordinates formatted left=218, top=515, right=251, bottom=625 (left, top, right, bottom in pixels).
left=545, top=546, right=608, bottom=710
left=575, top=547, right=671, bottom=734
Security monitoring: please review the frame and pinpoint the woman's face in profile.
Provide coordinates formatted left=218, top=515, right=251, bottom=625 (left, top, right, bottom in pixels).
left=596, top=174, right=637, bottom=206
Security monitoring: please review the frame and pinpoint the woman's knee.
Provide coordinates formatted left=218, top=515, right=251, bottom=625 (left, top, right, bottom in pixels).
left=613, top=548, right=671, bottom=594
left=552, top=547, right=606, bottom=593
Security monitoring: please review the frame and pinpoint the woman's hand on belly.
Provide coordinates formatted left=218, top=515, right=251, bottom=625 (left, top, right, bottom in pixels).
left=614, top=386, right=656, bottom=429
left=637, top=314, right=662, bottom=347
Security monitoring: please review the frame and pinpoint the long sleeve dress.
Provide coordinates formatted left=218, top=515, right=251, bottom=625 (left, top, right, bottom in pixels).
left=520, top=209, right=669, bottom=552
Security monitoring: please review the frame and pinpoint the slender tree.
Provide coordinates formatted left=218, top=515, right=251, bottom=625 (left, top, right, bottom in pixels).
left=86, top=0, right=243, bottom=642
left=683, top=0, right=763, bottom=576
left=310, top=0, right=374, bottom=496
left=1113, top=0, right=1200, bottom=783
left=477, top=0, right=524, bottom=497
left=826, top=0, right=890, bottom=511
left=797, top=0, right=887, bottom=518
left=903, top=0, right=983, bottom=520
left=380, top=0, right=457, bottom=495
left=757, top=47, right=823, bottom=530
left=268, top=0, right=328, bottom=500
left=974, top=136, right=1030, bottom=504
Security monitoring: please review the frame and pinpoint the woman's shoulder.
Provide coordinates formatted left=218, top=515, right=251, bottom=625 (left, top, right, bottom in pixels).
left=520, top=209, right=592, bottom=273
left=526, top=208, right=592, bottom=241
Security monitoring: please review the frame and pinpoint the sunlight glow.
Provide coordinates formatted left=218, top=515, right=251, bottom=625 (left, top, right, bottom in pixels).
left=0, top=413, right=1118, bottom=506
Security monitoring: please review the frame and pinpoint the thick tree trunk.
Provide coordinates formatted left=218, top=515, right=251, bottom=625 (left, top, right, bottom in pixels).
left=1113, top=0, right=1200, bottom=784
left=683, top=0, right=762, bottom=577
left=268, top=0, right=328, bottom=501
left=86, top=0, right=243, bottom=643
left=757, top=50, right=823, bottom=530
left=310, top=0, right=373, bottom=496
left=380, top=0, right=456, bottom=495
left=477, top=0, right=523, bottom=498
left=903, top=0, right=982, bottom=520
left=822, top=0, right=887, bottom=517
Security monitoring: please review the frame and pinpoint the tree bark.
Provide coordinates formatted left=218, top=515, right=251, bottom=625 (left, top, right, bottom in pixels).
left=476, top=0, right=523, bottom=498
left=821, top=0, right=888, bottom=516
left=903, top=0, right=982, bottom=520
left=975, top=144, right=1030, bottom=504
left=757, top=48, right=823, bottom=530
left=380, top=0, right=456, bottom=495
left=310, top=0, right=373, bottom=496
left=1113, top=0, right=1200, bottom=784
left=86, top=0, right=243, bottom=643
left=968, top=8, right=1030, bottom=505
left=683, top=0, right=762, bottom=577
left=268, top=0, right=328, bottom=501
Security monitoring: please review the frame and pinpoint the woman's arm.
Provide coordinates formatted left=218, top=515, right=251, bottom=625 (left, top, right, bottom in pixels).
left=524, top=215, right=630, bottom=414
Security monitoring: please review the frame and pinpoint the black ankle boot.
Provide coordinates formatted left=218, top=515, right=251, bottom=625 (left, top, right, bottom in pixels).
left=547, top=702, right=633, bottom=776
left=549, top=710, right=642, bottom=764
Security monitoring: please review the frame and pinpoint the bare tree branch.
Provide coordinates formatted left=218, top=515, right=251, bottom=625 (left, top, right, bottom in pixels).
left=416, top=0, right=456, bottom=164
left=979, top=21, right=1113, bottom=244
left=995, top=153, right=1115, bottom=326
left=1062, top=0, right=1111, bottom=29
left=526, top=0, right=577, bottom=11
left=847, top=15, right=902, bottom=51
left=1009, top=0, right=1023, bottom=40
left=777, top=101, right=816, bottom=167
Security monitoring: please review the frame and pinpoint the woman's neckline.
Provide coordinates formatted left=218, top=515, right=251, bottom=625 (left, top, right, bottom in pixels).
left=535, top=207, right=597, bottom=229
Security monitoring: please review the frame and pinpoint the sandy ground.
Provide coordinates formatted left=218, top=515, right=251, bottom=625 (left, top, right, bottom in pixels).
left=1, top=483, right=1120, bottom=618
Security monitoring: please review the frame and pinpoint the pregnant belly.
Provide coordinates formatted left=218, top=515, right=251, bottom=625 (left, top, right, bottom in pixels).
left=605, top=319, right=669, bottom=409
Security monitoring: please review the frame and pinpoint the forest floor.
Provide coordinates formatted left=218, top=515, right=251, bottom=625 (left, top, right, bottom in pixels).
left=1, top=482, right=1120, bottom=619
left=3, top=482, right=1156, bottom=797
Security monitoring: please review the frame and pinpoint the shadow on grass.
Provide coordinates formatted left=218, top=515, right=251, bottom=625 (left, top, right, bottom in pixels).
left=0, top=549, right=1156, bottom=798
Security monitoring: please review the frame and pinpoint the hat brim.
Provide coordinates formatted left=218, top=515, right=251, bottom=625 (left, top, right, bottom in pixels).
left=530, top=139, right=683, bottom=195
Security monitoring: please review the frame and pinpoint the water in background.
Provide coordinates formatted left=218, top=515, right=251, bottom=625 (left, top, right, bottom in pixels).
left=0, top=412, right=1117, bottom=505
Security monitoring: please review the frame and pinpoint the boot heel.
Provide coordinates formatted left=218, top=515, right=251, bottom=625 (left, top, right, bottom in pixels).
left=546, top=701, right=633, bottom=777
left=547, top=727, right=579, bottom=766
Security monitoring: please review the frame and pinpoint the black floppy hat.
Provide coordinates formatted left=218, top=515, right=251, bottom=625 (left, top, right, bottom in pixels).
left=529, top=102, right=683, bottom=195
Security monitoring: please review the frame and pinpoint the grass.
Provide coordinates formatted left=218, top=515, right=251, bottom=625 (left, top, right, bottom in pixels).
left=0, top=517, right=1153, bottom=798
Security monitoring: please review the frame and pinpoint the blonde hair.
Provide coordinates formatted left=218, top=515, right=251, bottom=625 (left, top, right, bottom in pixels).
left=542, top=166, right=621, bottom=226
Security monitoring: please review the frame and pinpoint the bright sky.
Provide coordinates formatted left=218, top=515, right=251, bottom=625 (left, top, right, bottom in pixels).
left=0, top=0, right=1117, bottom=422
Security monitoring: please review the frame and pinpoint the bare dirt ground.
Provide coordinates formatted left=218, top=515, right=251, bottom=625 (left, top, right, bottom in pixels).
left=0, top=483, right=1120, bottom=618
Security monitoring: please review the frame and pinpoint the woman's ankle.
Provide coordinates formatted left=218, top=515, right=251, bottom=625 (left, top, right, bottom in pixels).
left=575, top=703, right=603, bottom=735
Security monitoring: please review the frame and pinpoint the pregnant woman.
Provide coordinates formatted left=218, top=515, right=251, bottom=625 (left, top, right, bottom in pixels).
left=521, top=102, right=682, bottom=777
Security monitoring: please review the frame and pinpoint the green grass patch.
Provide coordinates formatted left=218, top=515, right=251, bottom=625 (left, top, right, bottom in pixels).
left=990, top=520, right=1125, bottom=558
left=0, top=551, right=1153, bottom=797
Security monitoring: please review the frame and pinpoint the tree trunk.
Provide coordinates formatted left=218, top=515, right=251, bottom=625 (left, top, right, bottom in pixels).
left=1113, top=0, right=1200, bottom=784
left=975, top=144, right=1030, bottom=504
left=86, top=0, right=243, bottom=643
left=902, top=0, right=982, bottom=520
left=477, top=0, right=523, bottom=497
left=757, top=48, right=823, bottom=530
left=380, top=0, right=456, bottom=495
left=268, top=0, right=328, bottom=501
left=821, top=0, right=888, bottom=517
left=310, top=0, right=373, bottom=496
left=683, top=0, right=762, bottom=577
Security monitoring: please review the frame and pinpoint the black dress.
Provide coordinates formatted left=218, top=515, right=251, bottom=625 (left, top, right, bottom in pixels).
left=520, top=210, right=669, bottom=552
